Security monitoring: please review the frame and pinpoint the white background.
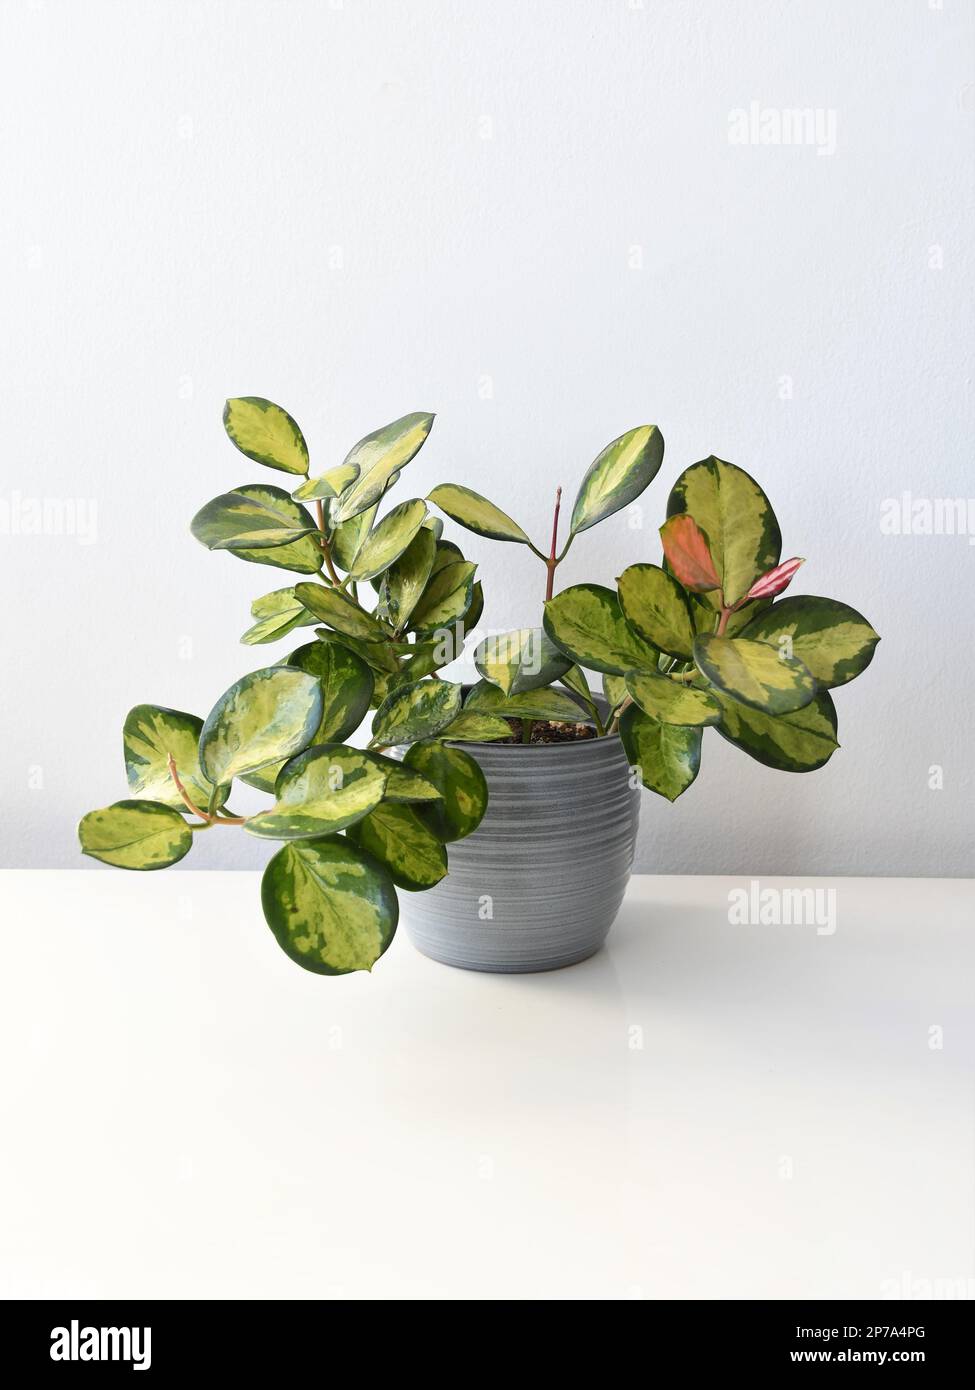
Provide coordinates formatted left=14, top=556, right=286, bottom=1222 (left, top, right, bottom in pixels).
left=1, top=0, right=972, bottom=875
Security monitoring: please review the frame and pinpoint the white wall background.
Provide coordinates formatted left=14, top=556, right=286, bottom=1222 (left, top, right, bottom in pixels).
left=1, top=0, right=972, bottom=875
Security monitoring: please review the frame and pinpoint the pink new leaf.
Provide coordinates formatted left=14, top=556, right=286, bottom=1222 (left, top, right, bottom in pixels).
left=659, top=514, right=721, bottom=593
left=744, top=557, right=805, bottom=601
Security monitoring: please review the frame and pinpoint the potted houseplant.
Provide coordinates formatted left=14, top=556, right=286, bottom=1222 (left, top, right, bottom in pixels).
left=79, top=399, right=879, bottom=977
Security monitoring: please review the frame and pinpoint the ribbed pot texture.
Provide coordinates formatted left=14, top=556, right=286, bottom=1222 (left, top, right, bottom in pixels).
left=401, top=733, right=640, bottom=973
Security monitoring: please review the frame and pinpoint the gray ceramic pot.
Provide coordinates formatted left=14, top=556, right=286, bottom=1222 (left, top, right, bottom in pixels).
left=400, top=730, right=640, bottom=973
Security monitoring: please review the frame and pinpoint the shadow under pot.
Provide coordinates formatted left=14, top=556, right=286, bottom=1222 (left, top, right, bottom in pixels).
left=397, top=718, right=640, bottom=974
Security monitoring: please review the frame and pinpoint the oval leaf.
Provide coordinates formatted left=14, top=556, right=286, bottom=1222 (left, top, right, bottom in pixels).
left=261, top=838, right=398, bottom=974
left=246, top=744, right=388, bottom=841
left=79, top=800, right=192, bottom=870
left=123, top=704, right=229, bottom=813
left=350, top=803, right=447, bottom=891
left=293, top=583, right=390, bottom=642
left=377, top=526, right=437, bottom=631
left=331, top=501, right=378, bottom=572
left=713, top=688, right=839, bottom=771
left=331, top=412, right=435, bottom=524
left=288, top=640, right=374, bottom=741
left=543, top=583, right=660, bottom=676
left=624, top=671, right=721, bottom=727
left=658, top=515, right=722, bottom=593
left=667, top=457, right=782, bottom=607
left=570, top=425, right=664, bottom=535
left=617, top=563, right=697, bottom=660
left=693, top=634, right=817, bottom=715
left=199, top=667, right=322, bottom=784
left=371, top=679, right=463, bottom=746
left=738, top=596, right=880, bottom=689
left=427, top=484, right=530, bottom=544
left=402, top=741, right=489, bottom=842
left=409, top=561, right=476, bottom=633
left=618, top=706, right=702, bottom=802
left=439, top=711, right=514, bottom=742
left=191, top=485, right=319, bottom=551
left=365, top=753, right=444, bottom=803
left=292, top=463, right=360, bottom=501
left=241, top=586, right=318, bottom=645
left=464, top=681, right=588, bottom=723
left=347, top=498, right=428, bottom=582
left=223, top=397, right=309, bottom=476
left=474, top=627, right=572, bottom=696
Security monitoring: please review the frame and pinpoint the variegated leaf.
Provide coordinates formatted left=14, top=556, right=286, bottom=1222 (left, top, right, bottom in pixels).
left=292, top=463, right=360, bottom=501
left=666, top=457, right=781, bottom=606
left=79, top=800, right=193, bottom=870
left=474, top=627, right=572, bottom=696
left=371, top=678, right=463, bottom=746
left=377, top=526, right=437, bottom=631
left=293, top=583, right=391, bottom=642
left=543, top=583, right=660, bottom=675
left=331, top=412, right=435, bottom=524
left=693, top=634, right=817, bottom=715
left=191, top=485, right=319, bottom=551
left=570, top=425, right=664, bottom=535
left=465, top=681, right=588, bottom=723
left=402, top=740, right=489, bottom=842
left=347, top=498, right=428, bottom=582
left=246, top=744, right=388, bottom=840
left=261, top=838, right=398, bottom=974
left=427, top=484, right=531, bottom=544
left=350, top=803, right=447, bottom=891
left=624, top=670, right=721, bottom=727
left=123, top=704, right=229, bottom=812
left=198, top=666, right=322, bottom=784
left=241, top=586, right=318, bottom=644
left=618, top=706, right=702, bottom=802
left=617, top=563, right=696, bottom=659
left=409, top=561, right=477, bottom=633
left=713, top=688, right=839, bottom=772
left=223, top=397, right=309, bottom=476
left=738, top=596, right=880, bottom=689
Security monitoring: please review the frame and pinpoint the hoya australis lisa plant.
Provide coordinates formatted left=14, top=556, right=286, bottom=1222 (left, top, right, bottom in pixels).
left=428, top=447, right=879, bottom=797
left=79, top=398, right=500, bottom=976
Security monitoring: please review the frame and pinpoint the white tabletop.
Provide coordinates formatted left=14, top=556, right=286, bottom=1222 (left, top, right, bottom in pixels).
left=1, top=870, right=971, bottom=1301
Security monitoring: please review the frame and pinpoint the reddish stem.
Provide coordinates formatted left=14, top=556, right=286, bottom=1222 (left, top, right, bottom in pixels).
left=545, top=486, right=562, bottom=602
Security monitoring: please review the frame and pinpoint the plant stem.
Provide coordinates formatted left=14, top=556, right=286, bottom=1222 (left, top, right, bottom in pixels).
left=167, top=755, right=246, bottom=827
left=606, top=695, right=633, bottom=736
left=315, top=500, right=342, bottom=586
left=544, top=486, right=562, bottom=602
left=521, top=718, right=534, bottom=745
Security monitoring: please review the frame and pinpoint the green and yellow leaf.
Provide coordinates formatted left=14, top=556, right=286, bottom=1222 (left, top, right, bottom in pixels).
left=371, top=678, right=463, bottom=746
left=713, top=688, right=839, bottom=772
left=292, top=463, right=360, bottom=501
left=198, top=666, right=322, bottom=784
left=79, top=800, right=192, bottom=870
left=123, top=704, right=229, bottom=812
left=569, top=425, right=664, bottom=535
left=349, top=803, right=447, bottom=891
left=427, top=484, right=531, bottom=544
left=331, top=501, right=378, bottom=572
left=465, top=681, right=588, bottom=723
left=293, top=583, right=390, bottom=642
left=246, top=744, right=388, bottom=840
left=543, top=583, right=660, bottom=675
left=223, top=397, right=309, bottom=476
left=666, top=457, right=781, bottom=606
left=409, top=561, right=477, bottom=633
left=439, top=711, right=514, bottom=741
left=191, top=485, right=319, bottom=551
left=617, top=563, right=696, bottom=659
left=618, top=706, right=702, bottom=802
left=331, top=412, right=435, bottom=524
left=403, top=740, right=489, bottom=842
left=624, top=670, right=722, bottom=727
left=241, top=586, right=318, bottom=645
left=347, top=498, right=428, bottom=582
left=738, top=595, right=880, bottom=689
left=474, top=627, right=572, bottom=696
left=261, top=838, right=398, bottom=974
left=693, top=634, right=817, bottom=715
left=365, top=753, right=444, bottom=802
left=377, top=526, right=437, bottom=630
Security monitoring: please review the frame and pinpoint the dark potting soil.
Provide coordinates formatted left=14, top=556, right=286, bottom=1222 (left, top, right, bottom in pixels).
left=494, top=719, right=597, bottom=745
